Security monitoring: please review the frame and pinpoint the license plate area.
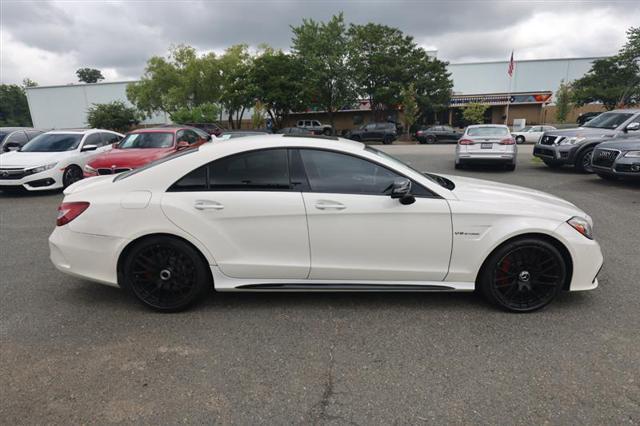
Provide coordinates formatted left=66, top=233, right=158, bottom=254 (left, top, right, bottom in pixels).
left=481, top=143, right=493, bottom=149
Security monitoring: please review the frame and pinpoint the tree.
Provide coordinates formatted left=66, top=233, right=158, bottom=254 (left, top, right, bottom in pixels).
left=76, top=68, right=105, bottom=84
left=127, top=45, right=221, bottom=118
left=462, top=103, right=488, bottom=124
left=86, top=101, right=139, bottom=132
left=572, top=27, right=640, bottom=109
left=251, top=100, right=266, bottom=129
left=555, top=80, right=572, bottom=123
left=218, top=45, right=254, bottom=129
left=291, top=13, right=357, bottom=133
left=0, top=84, right=32, bottom=126
left=401, top=83, right=418, bottom=138
left=250, top=48, right=308, bottom=129
left=22, top=78, right=38, bottom=88
left=170, top=102, right=221, bottom=124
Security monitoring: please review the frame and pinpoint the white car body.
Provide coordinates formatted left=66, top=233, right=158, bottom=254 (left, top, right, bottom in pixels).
left=49, top=135, right=603, bottom=310
left=512, top=125, right=557, bottom=144
left=0, top=129, right=122, bottom=191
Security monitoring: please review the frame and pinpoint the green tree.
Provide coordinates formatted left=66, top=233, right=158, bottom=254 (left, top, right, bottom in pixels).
left=251, top=100, right=266, bottom=129
left=250, top=48, right=308, bottom=129
left=555, top=80, right=572, bottom=123
left=218, top=45, right=254, bottom=129
left=127, top=45, right=221, bottom=118
left=170, top=102, right=221, bottom=124
left=401, top=83, right=418, bottom=138
left=86, top=101, right=139, bottom=132
left=291, top=13, right=356, bottom=134
left=0, top=84, right=32, bottom=126
left=462, top=103, right=488, bottom=124
left=22, top=78, right=38, bottom=88
left=572, top=27, right=640, bottom=109
left=76, top=68, right=105, bottom=83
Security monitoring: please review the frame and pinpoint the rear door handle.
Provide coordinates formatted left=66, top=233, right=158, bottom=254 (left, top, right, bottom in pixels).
left=194, top=200, right=224, bottom=210
left=315, top=201, right=346, bottom=210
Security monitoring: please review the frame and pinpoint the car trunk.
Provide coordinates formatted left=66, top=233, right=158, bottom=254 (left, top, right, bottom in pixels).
left=464, top=136, right=509, bottom=152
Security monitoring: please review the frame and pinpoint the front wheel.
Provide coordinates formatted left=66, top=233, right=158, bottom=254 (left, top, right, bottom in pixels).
left=425, top=135, right=436, bottom=144
left=575, top=148, right=594, bottom=173
left=516, top=136, right=525, bottom=144
left=382, top=135, right=393, bottom=145
left=479, top=238, right=567, bottom=312
left=323, top=128, right=332, bottom=136
left=62, top=165, right=83, bottom=188
left=122, top=236, right=212, bottom=312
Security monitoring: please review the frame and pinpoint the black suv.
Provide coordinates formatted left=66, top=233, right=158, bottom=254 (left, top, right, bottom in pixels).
left=347, top=122, right=397, bottom=144
left=533, top=109, right=640, bottom=172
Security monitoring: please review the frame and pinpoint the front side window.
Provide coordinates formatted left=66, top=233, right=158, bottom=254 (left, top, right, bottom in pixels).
left=20, top=133, right=83, bottom=152
left=177, top=129, right=200, bottom=144
left=299, top=149, right=401, bottom=195
left=84, top=133, right=103, bottom=147
left=118, top=132, right=174, bottom=149
left=103, top=132, right=122, bottom=144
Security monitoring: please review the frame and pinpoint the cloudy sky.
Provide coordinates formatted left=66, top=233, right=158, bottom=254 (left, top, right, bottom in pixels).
left=1, top=0, right=639, bottom=86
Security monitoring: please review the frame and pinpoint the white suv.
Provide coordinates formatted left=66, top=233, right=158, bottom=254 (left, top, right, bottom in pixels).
left=296, top=120, right=332, bottom=135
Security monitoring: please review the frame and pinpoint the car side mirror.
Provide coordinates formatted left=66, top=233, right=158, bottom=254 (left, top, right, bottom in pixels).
left=625, top=122, right=640, bottom=132
left=176, top=141, right=190, bottom=150
left=81, top=144, right=98, bottom=152
left=205, top=134, right=212, bottom=141
left=390, top=178, right=415, bottom=205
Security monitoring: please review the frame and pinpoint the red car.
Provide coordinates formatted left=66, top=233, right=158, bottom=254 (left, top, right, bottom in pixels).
left=84, top=126, right=211, bottom=177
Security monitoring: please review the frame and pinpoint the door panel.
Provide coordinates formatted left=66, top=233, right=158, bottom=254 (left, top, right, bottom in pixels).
left=161, top=191, right=310, bottom=279
left=302, top=193, right=452, bottom=281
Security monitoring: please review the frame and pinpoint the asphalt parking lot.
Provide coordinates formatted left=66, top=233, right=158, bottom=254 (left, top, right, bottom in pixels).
left=1, top=144, right=639, bottom=424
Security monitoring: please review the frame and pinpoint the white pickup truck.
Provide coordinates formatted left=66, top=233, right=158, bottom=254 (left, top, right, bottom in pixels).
left=296, top=120, right=333, bottom=135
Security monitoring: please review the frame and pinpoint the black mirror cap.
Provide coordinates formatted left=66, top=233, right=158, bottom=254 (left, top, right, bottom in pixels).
left=390, top=178, right=415, bottom=204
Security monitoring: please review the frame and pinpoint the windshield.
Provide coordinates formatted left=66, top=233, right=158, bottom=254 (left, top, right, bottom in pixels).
left=583, top=112, right=634, bottom=129
left=0, top=132, right=9, bottom=143
left=118, top=132, right=174, bottom=149
left=467, top=127, right=510, bottom=136
left=20, top=133, right=83, bottom=152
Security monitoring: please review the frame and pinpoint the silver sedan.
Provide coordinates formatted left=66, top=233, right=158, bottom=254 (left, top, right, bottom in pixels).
left=455, top=125, right=517, bottom=171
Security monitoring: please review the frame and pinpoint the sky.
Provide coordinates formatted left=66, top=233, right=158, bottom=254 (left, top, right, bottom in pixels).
left=1, top=0, right=639, bottom=86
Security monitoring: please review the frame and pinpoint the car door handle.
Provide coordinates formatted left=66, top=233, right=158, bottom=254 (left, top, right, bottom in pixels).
left=315, top=201, right=346, bottom=210
left=194, top=200, right=224, bottom=210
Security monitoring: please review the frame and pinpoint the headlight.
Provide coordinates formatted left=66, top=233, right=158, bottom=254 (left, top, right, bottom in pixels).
left=559, top=137, right=586, bottom=145
left=567, top=216, right=593, bottom=240
left=84, top=164, right=96, bottom=173
left=623, top=150, right=640, bottom=158
left=27, top=162, right=57, bottom=174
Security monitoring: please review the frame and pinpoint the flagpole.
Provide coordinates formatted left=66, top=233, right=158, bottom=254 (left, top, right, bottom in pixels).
left=505, top=51, right=514, bottom=127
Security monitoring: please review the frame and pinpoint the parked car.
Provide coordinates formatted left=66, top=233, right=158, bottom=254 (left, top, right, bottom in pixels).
left=577, top=112, right=601, bottom=126
left=1, top=127, right=45, bottom=152
left=296, top=120, right=332, bottom=135
left=533, top=109, right=640, bottom=173
left=277, top=127, right=313, bottom=135
left=84, top=126, right=210, bottom=177
left=455, top=125, right=517, bottom=170
left=182, top=122, right=225, bottom=137
left=346, top=122, right=397, bottom=144
left=511, top=125, right=556, bottom=144
left=591, top=137, right=640, bottom=181
left=415, top=125, right=460, bottom=144
left=49, top=135, right=602, bottom=313
left=0, top=129, right=123, bottom=192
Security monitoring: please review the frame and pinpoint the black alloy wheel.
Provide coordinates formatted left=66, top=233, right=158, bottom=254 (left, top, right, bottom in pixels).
left=62, top=166, right=83, bottom=188
left=480, top=238, right=567, bottom=312
left=123, top=237, right=211, bottom=312
left=576, top=148, right=595, bottom=173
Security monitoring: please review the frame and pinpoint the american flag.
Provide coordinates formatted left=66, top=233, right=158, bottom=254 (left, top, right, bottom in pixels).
left=507, top=51, right=515, bottom=77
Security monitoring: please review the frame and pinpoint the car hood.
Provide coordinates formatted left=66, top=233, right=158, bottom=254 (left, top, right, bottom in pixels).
left=544, top=127, right=618, bottom=139
left=0, top=151, right=70, bottom=168
left=444, top=175, right=586, bottom=221
left=88, top=148, right=173, bottom=168
left=595, top=138, right=640, bottom=151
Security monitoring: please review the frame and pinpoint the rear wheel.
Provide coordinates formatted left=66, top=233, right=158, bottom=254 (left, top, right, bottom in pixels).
left=122, top=236, right=211, bottom=312
left=479, top=238, right=567, bottom=312
left=575, top=147, right=594, bottom=173
left=515, top=136, right=525, bottom=144
left=382, top=135, right=393, bottom=145
left=426, top=135, right=436, bottom=144
left=454, top=162, right=464, bottom=170
left=62, top=165, right=83, bottom=188
left=323, top=128, right=332, bottom=136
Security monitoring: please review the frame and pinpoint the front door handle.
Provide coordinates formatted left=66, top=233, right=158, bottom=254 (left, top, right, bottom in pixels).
left=315, top=201, right=346, bottom=210
left=194, top=200, right=224, bottom=210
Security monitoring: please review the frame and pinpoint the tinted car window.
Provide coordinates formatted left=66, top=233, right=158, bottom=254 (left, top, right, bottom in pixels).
left=171, top=165, right=208, bottom=191
left=210, top=149, right=290, bottom=190
left=300, top=149, right=401, bottom=195
left=21, top=133, right=83, bottom=152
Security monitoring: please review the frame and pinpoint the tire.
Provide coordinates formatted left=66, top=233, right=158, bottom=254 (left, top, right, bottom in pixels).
left=478, top=238, right=567, bottom=312
left=426, top=135, right=436, bottom=144
left=323, top=128, right=332, bottom=136
left=454, top=163, right=464, bottom=170
left=543, top=160, right=563, bottom=169
left=596, top=172, right=619, bottom=181
left=505, top=163, right=516, bottom=171
left=121, top=236, right=212, bottom=312
left=515, top=136, right=525, bottom=144
left=62, top=165, right=83, bottom=188
left=575, top=147, right=594, bottom=173
left=382, top=135, right=393, bottom=145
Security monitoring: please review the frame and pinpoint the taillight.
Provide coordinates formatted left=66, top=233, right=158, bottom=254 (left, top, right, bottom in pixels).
left=459, top=139, right=474, bottom=145
left=500, top=138, right=515, bottom=145
left=57, top=202, right=90, bottom=226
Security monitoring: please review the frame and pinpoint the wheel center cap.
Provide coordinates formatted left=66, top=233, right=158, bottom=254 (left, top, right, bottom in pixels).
left=519, top=271, right=531, bottom=282
left=159, top=269, right=172, bottom=281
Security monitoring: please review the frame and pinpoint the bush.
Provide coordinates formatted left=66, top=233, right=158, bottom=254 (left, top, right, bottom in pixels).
left=462, top=103, right=488, bottom=124
left=169, top=103, right=221, bottom=124
left=86, top=101, right=139, bottom=132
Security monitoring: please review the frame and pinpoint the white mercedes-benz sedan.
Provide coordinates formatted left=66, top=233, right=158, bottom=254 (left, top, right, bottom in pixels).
left=49, top=135, right=603, bottom=312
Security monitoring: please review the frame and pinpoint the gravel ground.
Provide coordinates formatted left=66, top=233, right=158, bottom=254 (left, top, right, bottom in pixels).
left=1, top=144, right=639, bottom=424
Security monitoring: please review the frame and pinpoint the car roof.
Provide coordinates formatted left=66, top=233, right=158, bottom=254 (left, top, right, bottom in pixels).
left=607, top=109, right=640, bottom=114
left=45, top=128, right=118, bottom=135
left=130, top=127, right=181, bottom=134
left=204, top=134, right=363, bottom=153
left=466, top=124, right=508, bottom=128
left=0, top=127, right=34, bottom=132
